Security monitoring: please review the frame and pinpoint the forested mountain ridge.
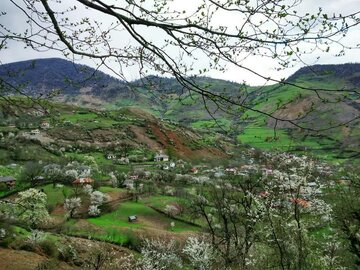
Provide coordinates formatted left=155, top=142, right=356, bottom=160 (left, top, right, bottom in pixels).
left=0, top=58, right=126, bottom=98
left=288, top=63, right=360, bottom=86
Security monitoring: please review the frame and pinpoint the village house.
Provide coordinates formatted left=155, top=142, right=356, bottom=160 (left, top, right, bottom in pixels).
left=290, top=198, right=310, bottom=208
left=40, top=121, right=50, bottom=129
left=0, top=176, right=16, bottom=189
left=78, top=165, right=91, bottom=177
left=106, top=153, right=116, bottom=160
left=30, top=129, right=40, bottom=136
left=128, top=174, right=139, bottom=180
left=32, top=110, right=45, bottom=117
left=225, top=167, right=237, bottom=174
left=72, top=177, right=94, bottom=185
left=154, top=151, right=169, bottom=162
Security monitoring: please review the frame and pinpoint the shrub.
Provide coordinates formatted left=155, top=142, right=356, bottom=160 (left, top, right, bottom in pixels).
left=57, top=243, right=78, bottom=264
left=137, top=238, right=182, bottom=270
left=0, top=236, right=12, bottom=248
left=92, top=180, right=101, bottom=190
left=40, top=239, right=59, bottom=257
left=64, top=197, right=81, bottom=219
left=182, top=237, right=219, bottom=270
left=0, top=226, right=13, bottom=248
left=10, top=238, right=36, bottom=252
left=126, top=230, right=142, bottom=252
left=47, top=204, right=55, bottom=214
left=35, top=259, right=58, bottom=270
left=88, top=205, right=100, bottom=217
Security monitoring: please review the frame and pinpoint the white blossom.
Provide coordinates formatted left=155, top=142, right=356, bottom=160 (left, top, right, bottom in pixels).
left=90, top=191, right=108, bottom=206
left=64, top=197, right=82, bottom=218
left=83, top=184, right=93, bottom=195
left=182, top=237, right=218, bottom=270
left=88, top=205, right=101, bottom=217
left=15, top=188, right=50, bottom=227
left=137, top=238, right=182, bottom=270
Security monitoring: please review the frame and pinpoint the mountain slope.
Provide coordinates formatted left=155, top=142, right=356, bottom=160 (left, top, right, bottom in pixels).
left=0, top=98, right=230, bottom=166
left=237, top=64, right=360, bottom=160
left=0, top=58, right=131, bottom=102
left=1, top=58, right=359, bottom=161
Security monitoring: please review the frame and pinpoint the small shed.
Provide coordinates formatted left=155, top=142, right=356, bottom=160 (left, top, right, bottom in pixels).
left=72, top=177, right=94, bottom=185
left=128, top=215, right=137, bottom=222
left=0, top=176, right=16, bottom=189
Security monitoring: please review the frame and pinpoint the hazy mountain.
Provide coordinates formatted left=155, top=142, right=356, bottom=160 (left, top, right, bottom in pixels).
left=0, top=58, right=129, bottom=99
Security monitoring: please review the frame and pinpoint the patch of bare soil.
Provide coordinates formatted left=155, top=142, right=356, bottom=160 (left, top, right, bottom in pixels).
left=130, top=125, right=162, bottom=151
left=66, top=236, right=132, bottom=256
left=90, top=128, right=127, bottom=142
left=150, top=123, right=226, bottom=160
left=135, top=226, right=197, bottom=244
left=72, top=219, right=105, bottom=235
left=52, top=204, right=66, bottom=216
left=126, top=107, right=158, bottom=122
left=150, top=123, right=168, bottom=147
left=138, top=215, right=169, bottom=230
left=47, top=127, right=91, bottom=141
left=132, top=215, right=197, bottom=244
left=63, top=236, right=136, bottom=269
left=107, top=191, right=130, bottom=202
left=0, top=248, right=77, bottom=270
left=268, top=97, right=314, bottom=128
left=49, top=205, right=67, bottom=226
left=76, top=93, right=104, bottom=107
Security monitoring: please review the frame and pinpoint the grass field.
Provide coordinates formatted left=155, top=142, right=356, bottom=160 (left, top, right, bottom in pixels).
left=41, top=184, right=74, bottom=208
left=88, top=200, right=200, bottom=232
left=191, top=119, right=232, bottom=131
left=60, top=111, right=119, bottom=129
left=65, top=221, right=130, bottom=245
left=142, top=195, right=187, bottom=209
left=98, top=186, right=128, bottom=193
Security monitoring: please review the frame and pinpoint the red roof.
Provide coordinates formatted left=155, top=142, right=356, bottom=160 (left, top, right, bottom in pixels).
left=73, top=177, right=94, bottom=184
left=290, top=198, right=309, bottom=208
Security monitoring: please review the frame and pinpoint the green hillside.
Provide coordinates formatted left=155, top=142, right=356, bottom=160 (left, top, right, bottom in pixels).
left=1, top=59, right=359, bottom=161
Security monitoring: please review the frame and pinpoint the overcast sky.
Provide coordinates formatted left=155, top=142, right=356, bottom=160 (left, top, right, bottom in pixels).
left=1, top=0, right=360, bottom=85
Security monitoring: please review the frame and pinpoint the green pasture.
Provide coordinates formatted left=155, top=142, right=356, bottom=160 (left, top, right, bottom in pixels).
left=88, top=200, right=200, bottom=232
left=41, top=184, right=74, bottom=208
